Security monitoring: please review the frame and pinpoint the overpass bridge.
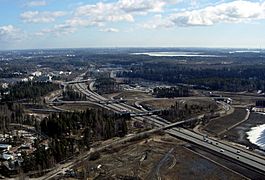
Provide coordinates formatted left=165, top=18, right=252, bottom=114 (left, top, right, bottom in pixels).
left=62, top=79, right=95, bottom=85
left=129, top=109, right=162, bottom=117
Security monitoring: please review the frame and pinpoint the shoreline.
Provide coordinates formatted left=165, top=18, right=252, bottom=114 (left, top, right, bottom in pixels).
left=246, top=123, right=265, bottom=150
left=224, top=112, right=265, bottom=151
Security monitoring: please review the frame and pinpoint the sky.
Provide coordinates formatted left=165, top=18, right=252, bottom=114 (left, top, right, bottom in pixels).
left=0, top=0, right=265, bottom=49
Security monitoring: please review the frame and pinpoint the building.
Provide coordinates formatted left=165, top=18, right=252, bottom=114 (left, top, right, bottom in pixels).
left=253, top=100, right=265, bottom=112
left=31, top=71, right=42, bottom=77
left=21, top=78, right=29, bottom=82
left=37, top=75, right=52, bottom=82
left=28, top=76, right=34, bottom=81
left=1, top=83, right=8, bottom=89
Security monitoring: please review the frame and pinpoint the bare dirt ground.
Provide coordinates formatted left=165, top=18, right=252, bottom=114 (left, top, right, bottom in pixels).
left=70, top=134, right=244, bottom=180
left=202, top=107, right=247, bottom=136
left=141, top=99, right=177, bottom=109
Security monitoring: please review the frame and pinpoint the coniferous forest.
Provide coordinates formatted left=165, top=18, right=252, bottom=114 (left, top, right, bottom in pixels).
left=22, top=109, right=129, bottom=172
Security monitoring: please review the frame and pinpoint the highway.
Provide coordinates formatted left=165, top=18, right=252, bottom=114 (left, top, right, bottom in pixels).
left=71, top=74, right=265, bottom=175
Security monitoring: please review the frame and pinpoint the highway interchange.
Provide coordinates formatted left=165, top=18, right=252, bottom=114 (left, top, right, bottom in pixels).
left=40, top=73, right=265, bottom=179
left=70, top=74, right=265, bottom=175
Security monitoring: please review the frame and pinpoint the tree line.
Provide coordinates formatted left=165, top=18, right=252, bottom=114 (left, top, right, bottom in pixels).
left=153, top=86, right=189, bottom=98
left=1, top=82, right=59, bottom=102
left=118, top=63, right=265, bottom=92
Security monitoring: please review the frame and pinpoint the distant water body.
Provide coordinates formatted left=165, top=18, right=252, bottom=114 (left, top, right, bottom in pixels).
left=229, top=50, right=261, bottom=54
left=247, top=118, right=265, bottom=150
left=131, top=52, right=222, bottom=57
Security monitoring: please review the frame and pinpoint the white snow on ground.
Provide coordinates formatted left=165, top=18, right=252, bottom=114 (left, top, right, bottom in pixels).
left=247, top=124, right=265, bottom=150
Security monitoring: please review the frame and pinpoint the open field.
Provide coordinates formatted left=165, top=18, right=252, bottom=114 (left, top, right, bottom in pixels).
left=142, top=98, right=218, bottom=110
left=69, top=134, right=244, bottom=180
left=114, top=91, right=152, bottom=100
left=141, top=99, right=177, bottom=109
left=203, top=108, right=247, bottom=136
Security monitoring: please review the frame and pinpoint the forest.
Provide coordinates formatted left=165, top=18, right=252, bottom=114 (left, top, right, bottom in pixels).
left=0, top=103, right=36, bottom=133
left=40, top=109, right=129, bottom=139
left=21, top=109, right=129, bottom=173
left=157, top=101, right=217, bottom=123
left=94, top=78, right=120, bottom=94
left=118, top=63, right=265, bottom=92
left=1, top=82, right=59, bottom=102
left=62, top=86, right=86, bottom=101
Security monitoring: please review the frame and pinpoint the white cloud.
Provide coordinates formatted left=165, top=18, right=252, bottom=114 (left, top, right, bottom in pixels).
left=74, top=0, right=181, bottom=25
left=65, top=17, right=104, bottom=27
left=75, top=2, right=134, bottom=23
left=0, top=25, right=23, bottom=42
left=100, top=28, right=120, bottom=33
left=146, top=0, right=265, bottom=28
left=34, top=0, right=181, bottom=36
left=117, top=0, right=166, bottom=13
left=27, top=0, right=47, bottom=7
left=21, top=11, right=66, bottom=23
left=143, top=14, right=175, bottom=29
left=35, top=24, right=76, bottom=36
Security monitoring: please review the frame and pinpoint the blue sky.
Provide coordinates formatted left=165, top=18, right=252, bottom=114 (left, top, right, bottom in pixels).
left=0, top=0, right=265, bottom=49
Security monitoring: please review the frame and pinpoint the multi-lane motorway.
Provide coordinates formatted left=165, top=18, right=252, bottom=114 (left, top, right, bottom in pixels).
left=72, top=74, right=265, bottom=175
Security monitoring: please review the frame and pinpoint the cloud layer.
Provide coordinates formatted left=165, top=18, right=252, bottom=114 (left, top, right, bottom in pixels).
left=26, top=1, right=47, bottom=7
left=145, top=0, right=265, bottom=28
left=0, top=25, right=22, bottom=42
left=32, top=0, right=178, bottom=36
left=2, top=0, right=265, bottom=45
left=20, top=11, right=66, bottom=23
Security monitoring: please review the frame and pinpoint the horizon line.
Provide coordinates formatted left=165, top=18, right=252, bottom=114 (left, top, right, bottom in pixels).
left=0, top=46, right=264, bottom=51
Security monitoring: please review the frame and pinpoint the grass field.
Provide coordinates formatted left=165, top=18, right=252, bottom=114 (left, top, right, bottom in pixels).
left=224, top=112, right=265, bottom=148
